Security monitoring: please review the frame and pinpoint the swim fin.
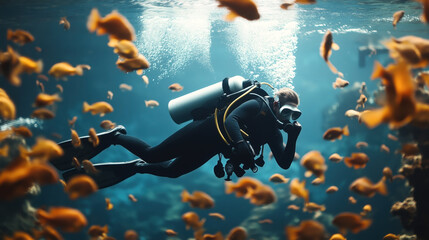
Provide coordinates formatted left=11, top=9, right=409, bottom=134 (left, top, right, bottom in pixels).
left=51, top=125, right=127, bottom=171
left=62, top=159, right=144, bottom=189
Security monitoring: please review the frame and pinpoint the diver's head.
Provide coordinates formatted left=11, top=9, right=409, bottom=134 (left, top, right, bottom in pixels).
left=273, top=87, right=301, bottom=123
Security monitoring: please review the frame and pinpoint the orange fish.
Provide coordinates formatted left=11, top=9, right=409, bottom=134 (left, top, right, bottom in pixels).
left=19, top=56, right=43, bottom=75
left=344, top=152, right=369, bottom=169
left=397, top=143, right=420, bottom=156
left=225, top=177, right=261, bottom=197
left=111, top=39, right=138, bottom=58
left=289, top=178, right=309, bottom=203
left=68, top=116, right=77, bottom=127
left=387, top=133, right=398, bottom=141
left=48, top=62, right=90, bottom=79
left=31, top=108, right=55, bottom=119
left=323, top=125, right=349, bottom=141
left=203, top=232, right=223, bottom=240
left=83, top=101, right=113, bottom=117
left=124, top=230, right=138, bottom=240
left=107, top=90, right=114, bottom=100
left=145, top=100, right=159, bottom=108
left=0, top=46, right=22, bottom=86
left=226, top=227, right=247, bottom=240
left=269, top=173, right=289, bottom=183
left=356, top=94, right=367, bottom=110
left=33, top=225, right=63, bottom=240
left=35, top=46, right=42, bottom=52
left=295, top=0, right=316, bottom=4
left=181, top=189, right=215, bottom=209
left=303, top=202, right=326, bottom=213
left=383, top=233, right=400, bottom=240
left=65, top=175, right=98, bottom=200
left=332, top=212, right=371, bottom=235
left=182, top=211, right=205, bottom=230
left=88, top=225, right=108, bottom=239
left=82, top=160, right=99, bottom=174
left=72, top=157, right=81, bottom=170
left=217, top=0, right=260, bottom=21
left=285, top=220, right=325, bottom=240
left=326, top=186, right=339, bottom=193
left=100, top=120, right=116, bottom=130
left=332, top=77, right=349, bottom=89
left=384, top=36, right=429, bottom=67
left=280, top=3, right=294, bottom=10
left=349, top=176, right=387, bottom=197
left=116, top=54, right=150, bottom=72
left=348, top=196, right=357, bottom=204
left=0, top=145, right=9, bottom=157
left=258, top=219, right=273, bottom=224
left=4, top=231, right=34, bottom=240
left=88, top=128, right=99, bottom=147
left=59, top=17, right=71, bottom=30
left=36, top=207, right=88, bottom=232
left=209, top=212, right=225, bottom=220
left=383, top=167, right=393, bottom=182
left=392, top=10, right=404, bottom=27
left=7, top=29, right=34, bottom=45
left=345, top=109, right=361, bottom=119
left=288, top=204, right=300, bottom=211
left=105, top=198, right=114, bottom=210
left=165, top=229, right=178, bottom=236
left=36, top=80, right=45, bottom=92
left=361, top=204, right=372, bottom=216
left=329, top=233, right=346, bottom=240
left=329, top=153, right=343, bottom=163
left=71, top=129, right=81, bottom=147
left=56, top=84, right=63, bottom=93
left=142, top=75, right=149, bottom=87
left=12, top=126, right=32, bottom=138
left=119, top=83, right=133, bottom=91
left=34, top=93, right=61, bottom=107
left=24, top=137, right=64, bottom=162
left=311, top=177, right=324, bottom=185
left=37, top=74, right=49, bottom=81
left=244, top=184, right=276, bottom=205
left=128, top=194, right=138, bottom=202
left=300, top=150, right=326, bottom=181
left=320, top=30, right=341, bottom=76
left=87, top=8, right=136, bottom=43
left=168, top=83, right=184, bottom=92
left=355, top=141, right=368, bottom=149
left=0, top=88, right=16, bottom=119
left=380, top=144, right=390, bottom=153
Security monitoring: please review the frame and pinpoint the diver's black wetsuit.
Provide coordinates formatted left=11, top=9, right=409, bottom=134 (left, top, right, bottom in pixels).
left=111, top=97, right=297, bottom=178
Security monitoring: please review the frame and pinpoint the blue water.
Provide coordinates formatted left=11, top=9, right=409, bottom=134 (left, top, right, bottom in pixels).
left=0, top=0, right=424, bottom=239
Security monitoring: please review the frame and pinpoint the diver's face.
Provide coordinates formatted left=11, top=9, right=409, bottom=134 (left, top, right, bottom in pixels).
left=276, top=102, right=301, bottom=123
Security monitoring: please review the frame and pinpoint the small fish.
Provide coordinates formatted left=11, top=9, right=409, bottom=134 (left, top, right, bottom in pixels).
left=381, top=144, right=390, bottom=153
left=89, top=127, right=101, bottom=147
left=182, top=211, right=206, bottom=230
left=226, top=227, right=248, bottom=240
left=65, top=175, right=98, bottom=200
left=329, top=233, right=346, bottom=240
left=311, top=177, right=324, bottom=185
left=345, top=109, right=361, bottom=118
left=12, top=126, right=32, bottom=138
left=25, top=137, right=64, bottom=162
left=116, top=54, right=150, bottom=72
left=328, top=153, right=343, bottom=163
left=142, top=75, right=149, bottom=87
left=217, top=0, right=260, bottom=21
left=68, top=116, right=77, bottom=127
left=19, top=56, right=43, bottom=74
left=36, top=80, right=45, bottom=92
left=72, top=157, right=80, bottom=170
left=119, top=83, right=133, bottom=91
left=165, top=229, right=178, bottom=236
left=100, top=120, right=116, bottom=130
left=289, top=178, right=309, bottom=203
left=136, top=69, right=143, bottom=75
left=303, top=202, right=326, bottom=213
left=355, top=141, right=368, bottom=149
left=320, top=30, right=341, bottom=75
left=107, top=90, right=113, bottom=100
left=355, top=94, right=367, bottom=110
left=87, top=8, right=136, bottom=42
left=36, top=207, right=87, bottom=232
left=383, top=233, right=400, bottom=240
left=300, top=150, right=326, bottom=182
left=348, top=196, right=357, bottom=204
left=111, top=39, right=138, bottom=58
left=35, top=46, right=42, bottom=52
left=332, top=77, right=349, bottom=89
left=38, top=74, right=49, bottom=81
left=168, top=83, right=183, bottom=92
left=269, top=173, right=289, bottom=183
left=71, top=129, right=81, bottom=147
left=83, top=101, right=113, bottom=117
left=145, top=100, right=159, bottom=108
left=258, top=219, right=273, bottom=224
left=0, top=88, right=16, bottom=120
left=181, top=189, right=215, bottom=209
left=59, top=17, right=70, bottom=30
left=326, top=186, right=339, bottom=193
left=383, top=167, right=393, bottom=182
left=33, top=93, right=62, bottom=107
left=392, top=10, right=404, bottom=28
left=287, top=204, right=300, bottom=211
left=332, top=212, right=371, bottom=235
left=7, top=29, right=34, bottom=45
left=48, top=62, right=90, bottom=80
left=349, top=176, right=387, bottom=197
left=105, top=198, right=113, bottom=210
left=209, top=212, right=225, bottom=220
left=56, top=84, right=63, bottom=93
left=387, top=133, right=398, bottom=141
left=280, top=2, right=294, bottom=10
left=226, top=177, right=276, bottom=205
left=323, top=125, right=349, bottom=141
left=360, top=204, right=372, bottom=216
left=0, top=46, right=22, bottom=86
left=344, top=152, right=369, bottom=169
left=88, top=225, right=109, bottom=239
left=124, top=230, right=138, bottom=240
left=286, top=221, right=325, bottom=240
left=128, top=194, right=138, bottom=202
left=82, top=160, right=99, bottom=174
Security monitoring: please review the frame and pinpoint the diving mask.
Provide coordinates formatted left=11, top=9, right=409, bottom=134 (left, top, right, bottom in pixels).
left=279, top=104, right=301, bottom=122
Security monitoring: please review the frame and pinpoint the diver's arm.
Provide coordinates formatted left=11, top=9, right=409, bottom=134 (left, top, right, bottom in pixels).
left=269, top=122, right=301, bottom=169
left=224, top=99, right=261, bottom=144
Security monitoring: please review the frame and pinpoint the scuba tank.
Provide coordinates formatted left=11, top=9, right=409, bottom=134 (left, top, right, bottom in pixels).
left=168, top=76, right=253, bottom=124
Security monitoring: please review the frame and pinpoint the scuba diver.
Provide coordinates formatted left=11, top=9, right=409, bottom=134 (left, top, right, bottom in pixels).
left=51, top=76, right=302, bottom=189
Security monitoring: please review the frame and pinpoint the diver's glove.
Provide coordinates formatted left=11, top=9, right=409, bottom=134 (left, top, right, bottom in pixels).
left=232, top=140, right=255, bottom=169
left=283, top=121, right=302, bottom=139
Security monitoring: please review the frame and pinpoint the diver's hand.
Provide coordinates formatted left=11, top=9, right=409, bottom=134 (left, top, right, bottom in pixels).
left=283, top=121, right=301, bottom=139
left=232, top=141, right=255, bottom=168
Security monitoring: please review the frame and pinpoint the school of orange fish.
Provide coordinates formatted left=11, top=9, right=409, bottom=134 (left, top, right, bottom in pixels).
left=1, top=0, right=429, bottom=240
